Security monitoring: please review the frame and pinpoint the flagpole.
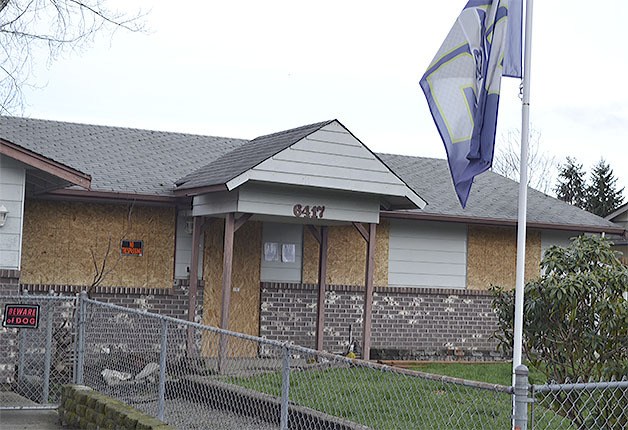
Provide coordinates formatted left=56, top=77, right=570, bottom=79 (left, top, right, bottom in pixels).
left=513, top=0, right=534, bottom=376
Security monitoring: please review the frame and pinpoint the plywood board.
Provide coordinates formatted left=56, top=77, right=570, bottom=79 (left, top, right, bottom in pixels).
left=20, top=200, right=175, bottom=289
left=467, top=225, right=541, bottom=290
left=202, top=218, right=262, bottom=357
left=302, top=221, right=389, bottom=287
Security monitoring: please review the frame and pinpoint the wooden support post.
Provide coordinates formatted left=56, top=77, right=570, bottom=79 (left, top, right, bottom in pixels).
left=219, top=213, right=235, bottom=371
left=220, top=213, right=235, bottom=331
left=362, top=223, right=376, bottom=361
left=315, top=226, right=328, bottom=351
left=186, top=216, right=203, bottom=356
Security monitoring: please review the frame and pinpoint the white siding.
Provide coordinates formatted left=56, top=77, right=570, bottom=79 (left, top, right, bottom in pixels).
left=238, top=183, right=380, bottom=224
left=192, top=192, right=238, bottom=216
left=541, top=230, right=576, bottom=259
left=388, top=220, right=467, bottom=289
left=227, top=122, right=424, bottom=208
left=174, top=210, right=204, bottom=279
left=260, top=222, right=303, bottom=283
left=0, top=155, right=25, bottom=269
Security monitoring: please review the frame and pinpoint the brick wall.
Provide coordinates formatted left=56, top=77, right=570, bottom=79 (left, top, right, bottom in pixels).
left=0, top=269, right=20, bottom=295
left=19, top=279, right=204, bottom=322
left=260, top=282, right=504, bottom=361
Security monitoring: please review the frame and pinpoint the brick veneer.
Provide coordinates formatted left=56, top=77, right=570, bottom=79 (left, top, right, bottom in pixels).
left=0, top=269, right=21, bottom=295
left=18, top=279, right=204, bottom=322
left=260, top=282, right=504, bottom=360
left=8, top=279, right=504, bottom=361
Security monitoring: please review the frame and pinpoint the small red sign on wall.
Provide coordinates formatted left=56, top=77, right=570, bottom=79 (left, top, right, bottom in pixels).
left=121, top=240, right=143, bottom=256
left=2, top=304, right=40, bottom=329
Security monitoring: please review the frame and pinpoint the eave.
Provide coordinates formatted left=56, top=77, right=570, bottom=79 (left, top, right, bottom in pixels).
left=381, top=210, right=627, bottom=236
left=0, top=138, right=91, bottom=189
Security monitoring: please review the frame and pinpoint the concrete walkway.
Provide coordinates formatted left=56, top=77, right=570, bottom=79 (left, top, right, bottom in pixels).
left=0, top=392, right=63, bottom=429
left=0, top=409, right=63, bottom=429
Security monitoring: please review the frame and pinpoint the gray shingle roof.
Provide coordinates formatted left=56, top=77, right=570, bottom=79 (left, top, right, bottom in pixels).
left=175, top=120, right=334, bottom=190
left=0, top=116, right=246, bottom=195
left=0, top=116, right=621, bottom=232
left=378, top=153, right=620, bottom=230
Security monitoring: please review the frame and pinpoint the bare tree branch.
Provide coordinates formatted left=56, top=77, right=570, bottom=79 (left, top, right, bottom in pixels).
left=492, top=128, right=558, bottom=195
left=87, top=202, right=135, bottom=296
left=0, top=0, right=145, bottom=113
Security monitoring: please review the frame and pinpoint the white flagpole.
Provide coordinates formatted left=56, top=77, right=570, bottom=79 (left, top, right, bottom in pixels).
left=513, top=0, right=534, bottom=376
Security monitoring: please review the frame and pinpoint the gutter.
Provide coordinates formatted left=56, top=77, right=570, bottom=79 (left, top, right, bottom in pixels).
left=381, top=210, right=627, bottom=236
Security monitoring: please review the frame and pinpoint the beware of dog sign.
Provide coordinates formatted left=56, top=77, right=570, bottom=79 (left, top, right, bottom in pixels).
left=2, top=304, right=40, bottom=329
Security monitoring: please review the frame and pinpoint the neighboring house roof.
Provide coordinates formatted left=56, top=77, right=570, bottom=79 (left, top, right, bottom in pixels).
left=176, top=120, right=334, bottom=191
left=0, top=116, right=624, bottom=234
left=606, top=202, right=628, bottom=224
left=0, top=116, right=246, bottom=196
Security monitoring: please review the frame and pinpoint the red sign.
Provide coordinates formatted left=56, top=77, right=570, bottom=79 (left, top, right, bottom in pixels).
left=121, top=240, right=143, bottom=256
left=3, top=304, right=40, bottom=329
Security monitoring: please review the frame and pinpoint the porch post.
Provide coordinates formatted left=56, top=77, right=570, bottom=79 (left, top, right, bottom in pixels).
left=220, top=212, right=235, bottom=331
left=316, top=226, right=328, bottom=351
left=186, top=216, right=203, bottom=355
left=362, top=222, right=376, bottom=360
left=218, top=213, right=235, bottom=371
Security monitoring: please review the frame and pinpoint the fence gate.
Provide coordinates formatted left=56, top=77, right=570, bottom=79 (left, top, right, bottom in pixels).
left=0, top=294, right=78, bottom=410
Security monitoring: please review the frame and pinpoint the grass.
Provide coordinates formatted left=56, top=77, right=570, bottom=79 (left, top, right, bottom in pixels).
left=232, top=368, right=509, bottom=429
left=220, top=361, right=579, bottom=430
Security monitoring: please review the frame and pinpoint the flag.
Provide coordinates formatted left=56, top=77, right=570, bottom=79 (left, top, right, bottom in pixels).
left=420, top=0, right=522, bottom=207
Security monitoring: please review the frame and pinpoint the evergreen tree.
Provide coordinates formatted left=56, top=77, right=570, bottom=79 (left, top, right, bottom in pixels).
left=555, top=157, right=586, bottom=208
left=585, top=159, right=625, bottom=217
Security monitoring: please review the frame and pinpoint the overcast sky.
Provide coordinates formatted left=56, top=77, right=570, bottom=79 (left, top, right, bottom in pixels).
left=20, top=0, right=628, bottom=197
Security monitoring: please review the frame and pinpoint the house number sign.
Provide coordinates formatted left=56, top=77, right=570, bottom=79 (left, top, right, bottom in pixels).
left=293, top=204, right=325, bottom=219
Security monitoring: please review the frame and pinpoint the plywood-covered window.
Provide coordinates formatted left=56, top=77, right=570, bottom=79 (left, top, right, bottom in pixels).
left=260, top=222, right=302, bottom=282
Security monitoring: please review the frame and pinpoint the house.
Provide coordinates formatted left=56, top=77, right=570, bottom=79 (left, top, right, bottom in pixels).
left=1, top=116, right=625, bottom=360
left=606, top=203, right=628, bottom=265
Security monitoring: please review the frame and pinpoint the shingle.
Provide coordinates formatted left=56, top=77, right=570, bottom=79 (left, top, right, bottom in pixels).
left=0, top=116, right=619, bottom=231
left=0, top=116, right=246, bottom=195
left=378, top=153, right=619, bottom=229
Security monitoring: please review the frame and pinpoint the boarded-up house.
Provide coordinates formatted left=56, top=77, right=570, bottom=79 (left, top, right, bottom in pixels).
left=1, top=116, right=625, bottom=360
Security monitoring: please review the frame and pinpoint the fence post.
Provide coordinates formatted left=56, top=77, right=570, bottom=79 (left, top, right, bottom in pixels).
left=75, top=291, right=87, bottom=385
left=513, top=364, right=529, bottom=430
left=17, top=289, right=27, bottom=385
left=157, top=319, right=168, bottom=421
left=42, top=298, right=54, bottom=403
left=280, top=344, right=290, bottom=430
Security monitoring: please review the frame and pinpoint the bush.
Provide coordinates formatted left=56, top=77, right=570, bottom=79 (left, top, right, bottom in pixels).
left=491, top=235, right=628, bottom=383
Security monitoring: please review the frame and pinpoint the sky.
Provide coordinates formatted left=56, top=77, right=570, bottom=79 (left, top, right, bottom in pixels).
left=18, top=0, right=628, bottom=197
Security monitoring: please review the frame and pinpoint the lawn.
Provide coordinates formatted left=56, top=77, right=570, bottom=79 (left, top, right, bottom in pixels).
left=224, top=361, right=572, bottom=430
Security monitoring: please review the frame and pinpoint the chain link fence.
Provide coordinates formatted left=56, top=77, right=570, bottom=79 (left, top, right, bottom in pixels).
left=0, top=293, right=77, bottom=409
left=3, top=291, right=626, bottom=429
left=530, top=379, right=628, bottom=430
left=76, top=293, right=514, bottom=430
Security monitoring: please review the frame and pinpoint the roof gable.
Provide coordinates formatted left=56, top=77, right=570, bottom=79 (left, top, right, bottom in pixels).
left=177, top=120, right=426, bottom=210
left=175, top=120, right=333, bottom=191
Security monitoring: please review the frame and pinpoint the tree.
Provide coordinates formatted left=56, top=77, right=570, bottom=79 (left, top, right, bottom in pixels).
left=492, top=128, right=557, bottom=194
left=492, top=235, right=627, bottom=382
left=555, top=157, right=587, bottom=208
left=585, top=159, right=625, bottom=217
left=0, top=0, right=143, bottom=113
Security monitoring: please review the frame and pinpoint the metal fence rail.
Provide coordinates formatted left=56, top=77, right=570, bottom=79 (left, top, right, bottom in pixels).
left=77, top=292, right=514, bottom=430
left=530, top=379, right=628, bottom=430
left=0, top=293, right=77, bottom=409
